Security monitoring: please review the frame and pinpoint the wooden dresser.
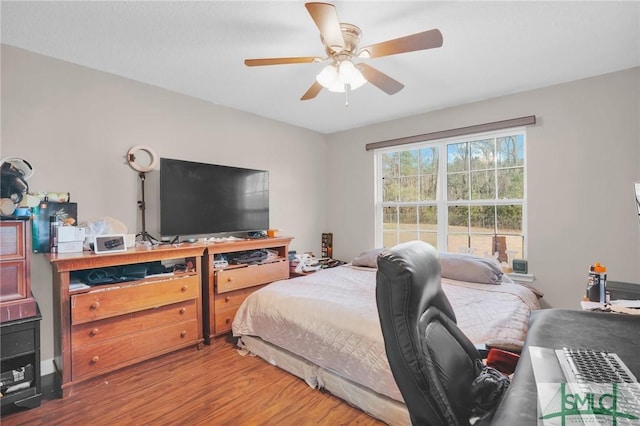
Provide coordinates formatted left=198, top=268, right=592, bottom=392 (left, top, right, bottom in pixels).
left=202, top=237, right=292, bottom=343
left=48, top=244, right=206, bottom=397
left=0, top=219, right=37, bottom=322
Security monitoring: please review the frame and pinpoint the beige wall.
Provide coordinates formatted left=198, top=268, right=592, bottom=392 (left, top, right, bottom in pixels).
left=1, top=45, right=328, bottom=370
left=3, top=43, right=640, bottom=372
left=326, top=67, right=640, bottom=310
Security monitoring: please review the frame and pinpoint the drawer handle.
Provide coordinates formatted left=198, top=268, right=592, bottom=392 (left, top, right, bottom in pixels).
left=91, top=356, right=99, bottom=364
left=225, top=318, right=231, bottom=324
left=180, top=331, right=187, bottom=338
left=226, top=277, right=233, bottom=282
left=181, top=286, right=188, bottom=292
left=225, top=296, right=231, bottom=303
left=179, top=308, right=186, bottom=315
left=90, top=302, right=100, bottom=310
left=89, top=328, right=99, bottom=336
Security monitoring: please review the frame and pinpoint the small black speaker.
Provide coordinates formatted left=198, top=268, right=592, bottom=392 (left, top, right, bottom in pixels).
left=513, top=259, right=528, bottom=274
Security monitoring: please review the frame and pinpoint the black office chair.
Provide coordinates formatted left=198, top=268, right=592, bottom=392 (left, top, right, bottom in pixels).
left=376, top=241, right=508, bottom=426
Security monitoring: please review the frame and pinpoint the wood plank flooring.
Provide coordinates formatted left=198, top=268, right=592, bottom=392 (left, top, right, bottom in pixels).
left=1, top=336, right=385, bottom=425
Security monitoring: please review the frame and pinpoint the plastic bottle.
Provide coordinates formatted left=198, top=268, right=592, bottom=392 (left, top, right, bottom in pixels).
left=586, top=262, right=607, bottom=303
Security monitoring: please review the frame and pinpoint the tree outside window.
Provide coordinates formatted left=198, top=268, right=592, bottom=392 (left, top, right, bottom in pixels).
left=377, top=131, right=526, bottom=261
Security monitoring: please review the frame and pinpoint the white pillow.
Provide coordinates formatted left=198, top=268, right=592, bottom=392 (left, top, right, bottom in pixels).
left=351, top=248, right=386, bottom=268
left=439, top=252, right=505, bottom=285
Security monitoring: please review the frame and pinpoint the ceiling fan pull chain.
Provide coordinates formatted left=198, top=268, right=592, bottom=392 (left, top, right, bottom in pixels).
left=344, top=83, right=350, bottom=107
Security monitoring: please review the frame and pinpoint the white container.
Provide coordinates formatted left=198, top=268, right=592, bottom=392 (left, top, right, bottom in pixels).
left=57, top=241, right=84, bottom=253
left=57, top=226, right=85, bottom=243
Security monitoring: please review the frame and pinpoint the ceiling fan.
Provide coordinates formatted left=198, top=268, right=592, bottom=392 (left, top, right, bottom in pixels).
left=244, top=2, right=443, bottom=102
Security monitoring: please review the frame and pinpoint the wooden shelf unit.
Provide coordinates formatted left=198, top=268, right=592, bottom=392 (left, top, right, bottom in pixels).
left=0, top=219, right=37, bottom=322
left=48, top=244, right=206, bottom=397
left=202, top=236, right=293, bottom=344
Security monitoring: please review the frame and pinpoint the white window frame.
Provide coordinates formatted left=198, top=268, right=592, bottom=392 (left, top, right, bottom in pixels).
left=374, top=127, right=528, bottom=257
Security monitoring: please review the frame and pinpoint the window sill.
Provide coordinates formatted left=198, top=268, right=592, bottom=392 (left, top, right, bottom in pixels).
left=507, top=272, right=535, bottom=284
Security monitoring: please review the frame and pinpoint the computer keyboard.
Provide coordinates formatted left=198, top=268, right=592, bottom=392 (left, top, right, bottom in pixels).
left=529, top=346, right=640, bottom=425
left=556, top=347, right=640, bottom=422
left=557, top=347, right=638, bottom=384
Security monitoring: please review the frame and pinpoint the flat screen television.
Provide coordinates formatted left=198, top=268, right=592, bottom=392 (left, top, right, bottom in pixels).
left=160, top=158, right=269, bottom=237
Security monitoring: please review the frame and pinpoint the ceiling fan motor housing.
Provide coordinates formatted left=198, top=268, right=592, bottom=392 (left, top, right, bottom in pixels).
left=245, top=2, right=443, bottom=100
left=323, top=23, right=361, bottom=57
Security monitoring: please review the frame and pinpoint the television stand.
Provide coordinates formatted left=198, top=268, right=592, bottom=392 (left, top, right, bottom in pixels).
left=48, top=244, right=206, bottom=397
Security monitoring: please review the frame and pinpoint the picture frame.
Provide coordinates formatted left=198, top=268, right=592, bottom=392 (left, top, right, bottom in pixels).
left=93, top=234, right=127, bottom=254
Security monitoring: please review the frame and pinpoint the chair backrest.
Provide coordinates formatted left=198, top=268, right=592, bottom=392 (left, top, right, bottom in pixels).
left=376, top=241, right=482, bottom=426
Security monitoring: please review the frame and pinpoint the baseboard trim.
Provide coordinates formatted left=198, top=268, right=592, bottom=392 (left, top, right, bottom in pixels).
left=41, top=372, right=61, bottom=400
left=506, top=272, right=535, bottom=284
left=41, top=358, right=55, bottom=376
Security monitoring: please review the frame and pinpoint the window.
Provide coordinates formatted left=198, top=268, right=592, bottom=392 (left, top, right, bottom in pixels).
left=375, top=129, right=526, bottom=261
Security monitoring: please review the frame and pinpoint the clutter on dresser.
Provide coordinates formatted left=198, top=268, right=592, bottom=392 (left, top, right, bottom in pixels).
left=56, top=225, right=86, bottom=254
left=228, top=249, right=279, bottom=265
left=91, top=234, right=127, bottom=254
left=79, top=216, right=129, bottom=251
left=69, top=259, right=195, bottom=291
left=213, top=254, right=229, bottom=268
left=0, top=157, right=34, bottom=218
left=32, top=201, right=77, bottom=253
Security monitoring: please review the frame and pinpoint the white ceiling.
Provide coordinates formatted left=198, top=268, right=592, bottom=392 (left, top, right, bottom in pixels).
left=2, top=1, right=639, bottom=134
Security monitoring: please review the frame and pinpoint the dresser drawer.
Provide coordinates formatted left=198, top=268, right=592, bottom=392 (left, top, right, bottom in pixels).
left=71, top=275, right=199, bottom=324
left=72, top=319, right=198, bottom=381
left=72, top=300, right=196, bottom=347
left=216, top=260, right=288, bottom=293
left=214, top=285, right=265, bottom=310
left=214, top=306, right=240, bottom=335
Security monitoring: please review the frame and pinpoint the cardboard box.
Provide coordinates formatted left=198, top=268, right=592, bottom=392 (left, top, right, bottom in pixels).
left=32, top=202, right=78, bottom=253
left=57, top=241, right=84, bottom=254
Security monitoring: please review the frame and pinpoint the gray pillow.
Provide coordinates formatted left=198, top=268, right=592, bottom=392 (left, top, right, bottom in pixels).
left=439, top=252, right=505, bottom=285
left=351, top=248, right=386, bottom=268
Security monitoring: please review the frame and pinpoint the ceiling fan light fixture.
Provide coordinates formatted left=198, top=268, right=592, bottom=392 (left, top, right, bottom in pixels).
left=338, top=60, right=366, bottom=89
left=316, top=60, right=367, bottom=93
left=316, top=63, right=340, bottom=90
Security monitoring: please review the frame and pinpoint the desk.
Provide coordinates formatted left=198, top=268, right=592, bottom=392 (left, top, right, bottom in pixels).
left=492, top=309, right=640, bottom=425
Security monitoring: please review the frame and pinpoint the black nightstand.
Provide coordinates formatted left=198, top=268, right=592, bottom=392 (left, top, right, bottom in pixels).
left=1, top=304, right=42, bottom=412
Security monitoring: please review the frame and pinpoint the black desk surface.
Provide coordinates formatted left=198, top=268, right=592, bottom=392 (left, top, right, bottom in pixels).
left=491, top=309, right=640, bottom=425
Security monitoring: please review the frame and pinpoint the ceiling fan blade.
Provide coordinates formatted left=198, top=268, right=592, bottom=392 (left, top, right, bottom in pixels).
left=359, top=29, right=443, bottom=59
left=359, top=63, right=404, bottom=95
left=305, top=2, right=345, bottom=53
left=300, top=81, right=323, bottom=101
left=244, top=57, right=320, bottom=67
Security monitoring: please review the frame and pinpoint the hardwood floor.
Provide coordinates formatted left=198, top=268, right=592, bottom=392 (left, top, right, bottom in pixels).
left=1, top=336, right=384, bottom=425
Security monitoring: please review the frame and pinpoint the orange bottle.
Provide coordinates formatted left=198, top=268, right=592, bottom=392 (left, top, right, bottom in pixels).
left=587, top=262, right=607, bottom=303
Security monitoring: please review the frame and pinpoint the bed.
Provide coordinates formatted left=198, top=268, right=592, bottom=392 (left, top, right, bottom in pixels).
left=232, top=252, right=541, bottom=425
